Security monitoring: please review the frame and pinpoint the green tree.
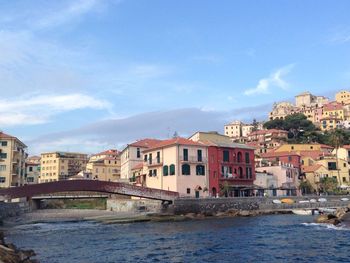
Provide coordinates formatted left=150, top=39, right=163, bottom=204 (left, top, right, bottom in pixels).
left=299, top=180, right=313, bottom=195
left=319, top=177, right=338, bottom=194
left=252, top=118, right=259, bottom=132
left=328, top=129, right=345, bottom=185
left=220, top=182, right=230, bottom=197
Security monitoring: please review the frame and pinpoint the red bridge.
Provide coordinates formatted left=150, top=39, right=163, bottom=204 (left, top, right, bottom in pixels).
left=0, top=180, right=179, bottom=202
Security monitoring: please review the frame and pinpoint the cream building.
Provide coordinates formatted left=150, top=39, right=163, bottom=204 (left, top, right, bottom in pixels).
left=335, top=90, right=350, bottom=105
left=295, top=91, right=329, bottom=108
left=39, top=152, right=88, bottom=183
left=86, top=149, right=121, bottom=182
left=142, top=138, right=209, bottom=198
left=269, top=102, right=297, bottom=120
left=25, top=156, right=41, bottom=185
left=120, top=139, right=162, bottom=181
left=0, top=132, right=27, bottom=187
left=224, top=121, right=263, bottom=138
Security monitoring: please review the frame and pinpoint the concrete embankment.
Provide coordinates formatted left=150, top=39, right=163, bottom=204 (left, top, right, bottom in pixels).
left=172, top=196, right=350, bottom=215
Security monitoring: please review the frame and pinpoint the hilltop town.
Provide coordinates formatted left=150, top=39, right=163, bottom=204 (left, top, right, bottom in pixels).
left=1, top=90, right=350, bottom=199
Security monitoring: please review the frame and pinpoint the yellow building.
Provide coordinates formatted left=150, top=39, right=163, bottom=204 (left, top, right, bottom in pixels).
left=0, top=132, right=27, bottom=187
left=316, top=158, right=349, bottom=186
left=335, top=90, right=350, bottom=105
left=86, top=149, right=121, bottom=181
left=302, top=164, right=329, bottom=191
left=275, top=143, right=333, bottom=153
left=39, top=152, right=88, bottom=183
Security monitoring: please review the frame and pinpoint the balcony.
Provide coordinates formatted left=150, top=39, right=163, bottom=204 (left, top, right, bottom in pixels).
left=179, top=156, right=207, bottom=163
left=144, top=158, right=163, bottom=167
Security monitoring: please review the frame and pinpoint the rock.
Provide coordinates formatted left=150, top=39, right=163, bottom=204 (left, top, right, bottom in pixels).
left=238, top=210, right=252, bottom=217
left=315, top=214, right=341, bottom=225
left=315, top=214, right=329, bottom=223
left=340, top=212, right=350, bottom=222
left=335, top=208, right=347, bottom=219
left=184, top=213, right=196, bottom=219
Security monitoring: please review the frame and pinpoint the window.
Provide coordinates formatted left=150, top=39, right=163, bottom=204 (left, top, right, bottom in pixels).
left=29, top=167, right=33, bottom=172
left=148, top=170, right=152, bottom=177
left=153, top=169, right=157, bottom=177
left=157, top=152, right=160, bottom=163
left=288, top=156, right=292, bottom=162
left=0, top=177, right=5, bottom=183
left=343, top=177, right=347, bottom=182
left=0, top=165, right=5, bottom=171
left=0, top=141, right=7, bottom=146
left=223, top=150, right=229, bottom=162
left=144, top=154, right=148, bottom=162
left=163, top=165, right=169, bottom=176
left=182, top=164, right=190, bottom=175
left=238, top=167, right=243, bottom=178
left=183, top=149, right=188, bottom=161
left=187, top=188, right=191, bottom=194
left=27, top=177, right=34, bottom=183
left=245, top=152, right=250, bottom=164
left=149, top=153, right=152, bottom=164
left=328, top=162, right=337, bottom=170
left=197, top=150, right=202, bottom=162
left=237, top=152, right=242, bottom=163
left=291, top=146, right=294, bottom=150
left=137, top=148, right=141, bottom=158
left=170, top=164, right=175, bottom=175
left=0, top=153, right=7, bottom=159
left=344, top=163, right=347, bottom=168
left=196, top=165, right=205, bottom=175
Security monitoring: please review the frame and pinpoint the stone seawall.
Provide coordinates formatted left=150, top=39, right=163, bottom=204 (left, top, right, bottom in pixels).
left=173, top=196, right=350, bottom=215
left=0, top=202, right=30, bottom=220
left=107, top=199, right=163, bottom=213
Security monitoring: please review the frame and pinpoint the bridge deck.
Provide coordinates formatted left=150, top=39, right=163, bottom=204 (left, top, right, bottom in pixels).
left=0, top=180, right=179, bottom=202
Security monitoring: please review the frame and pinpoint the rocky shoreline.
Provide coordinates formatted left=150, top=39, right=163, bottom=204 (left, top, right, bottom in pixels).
left=315, top=204, right=350, bottom=226
left=0, top=231, right=38, bottom=263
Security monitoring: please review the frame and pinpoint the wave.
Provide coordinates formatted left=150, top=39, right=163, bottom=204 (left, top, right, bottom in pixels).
left=301, top=222, right=350, bottom=231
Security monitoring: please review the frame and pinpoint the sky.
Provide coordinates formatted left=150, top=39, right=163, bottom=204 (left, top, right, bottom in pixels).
left=1, top=0, right=350, bottom=155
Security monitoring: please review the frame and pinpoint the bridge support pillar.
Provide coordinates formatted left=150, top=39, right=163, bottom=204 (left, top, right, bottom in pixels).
left=28, top=198, right=40, bottom=211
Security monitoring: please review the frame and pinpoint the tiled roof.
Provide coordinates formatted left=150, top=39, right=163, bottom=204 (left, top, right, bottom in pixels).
left=302, top=164, right=325, bottom=173
left=299, top=150, right=331, bottom=160
left=0, top=132, right=27, bottom=147
left=248, top=129, right=288, bottom=136
left=92, top=149, right=120, bottom=156
left=131, top=163, right=144, bottom=170
left=323, top=102, right=343, bottom=111
left=200, top=140, right=255, bottom=150
left=261, top=151, right=300, bottom=158
left=129, top=138, right=163, bottom=148
left=343, top=145, right=350, bottom=150
left=144, top=137, right=206, bottom=152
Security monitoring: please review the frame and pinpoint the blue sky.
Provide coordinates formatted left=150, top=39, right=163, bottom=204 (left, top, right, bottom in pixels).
left=1, top=0, right=350, bottom=154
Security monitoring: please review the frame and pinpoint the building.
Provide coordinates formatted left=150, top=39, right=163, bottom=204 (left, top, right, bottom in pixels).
left=25, top=156, right=41, bottom=185
left=246, top=129, right=288, bottom=154
left=86, top=149, right=121, bottom=182
left=259, top=151, right=301, bottom=171
left=120, top=139, right=162, bottom=181
left=269, top=102, right=297, bottom=120
left=189, top=131, right=256, bottom=197
left=255, top=162, right=300, bottom=196
left=302, top=164, right=330, bottom=192
left=335, top=90, right=350, bottom=105
left=224, top=121, right=263, bottom=138
left=0, top=131, right=27, bottom=187
left=254, top=172, right=278, bottom=196
left=39, top=152, right=88, bottom=183
left=295, top=91, right=328, bottom=108
left=142, top=137, right=209, bottom=198
left=274, top=143, right=334, bottom=154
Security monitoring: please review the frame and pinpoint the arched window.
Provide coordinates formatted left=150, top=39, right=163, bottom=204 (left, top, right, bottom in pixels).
left=238, top=167, right=243, bottom=178
left=237, top=152, right=242, bottom=163
left=182, top=164, right=190, bottom=175
left=245, top=152, right=250, bottom=164
left=196, top=165, right=205, bottom=176
left=163, top=165, right=169, bottom=176
left=170, top=164, right=175, bottom=175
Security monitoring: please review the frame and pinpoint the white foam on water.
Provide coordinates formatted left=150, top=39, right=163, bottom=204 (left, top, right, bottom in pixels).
left=301, top=222, right=350, bottom=231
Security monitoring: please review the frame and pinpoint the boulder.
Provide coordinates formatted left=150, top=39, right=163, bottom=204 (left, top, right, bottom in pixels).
left=315, top=214, right=341, bottom=225
left=340, top=212, right=350, bottom=222
left=335, top=208, right=347, bottom=219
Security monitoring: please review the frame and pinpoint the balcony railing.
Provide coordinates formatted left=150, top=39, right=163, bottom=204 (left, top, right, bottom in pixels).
left=144, top=158, right=163, bottom=166
left=179, top=156, right=207, bottom=163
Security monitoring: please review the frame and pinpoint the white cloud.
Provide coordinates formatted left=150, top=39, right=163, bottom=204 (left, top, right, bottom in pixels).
left=35, top=0, right=109, bottom=29
left=0, top=94, right=111, bottom=127
left=329, top=29, right=350, bottom=44
left=244, top=64, right=295, bottom=96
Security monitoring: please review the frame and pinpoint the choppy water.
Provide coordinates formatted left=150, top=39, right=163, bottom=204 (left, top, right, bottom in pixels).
left=5, top=215, right=350, bottom=263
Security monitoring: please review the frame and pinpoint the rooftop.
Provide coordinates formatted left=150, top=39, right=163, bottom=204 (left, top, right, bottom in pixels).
left=0, top=131, right=27, bottom=147
left=144, top=137, right=206, bottom=152
left=128, top=138, right=163, bottom=148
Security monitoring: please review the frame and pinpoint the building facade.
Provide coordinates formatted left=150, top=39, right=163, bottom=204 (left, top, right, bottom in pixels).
left=142, top=138, right=209, bottom=198
left=39, top=152, right=88, bottom=183
left=86, top=149, right=121, bottom=182
left=25, top=156, right=41, bottom=185
left=120, top=139, right=161, bottom=181
left=0, top=132, right=27, bottom=187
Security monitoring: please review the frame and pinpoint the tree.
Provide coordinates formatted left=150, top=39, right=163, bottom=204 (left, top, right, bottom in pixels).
left=299, top=180, right=313, bottom=195
left=220, top=182, right=230, bottom=197
left=329, top=129, right=345, bottom=186
left=252, top=119, right=259, bottom=132
left=319, top=177, right=338, bottom=194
